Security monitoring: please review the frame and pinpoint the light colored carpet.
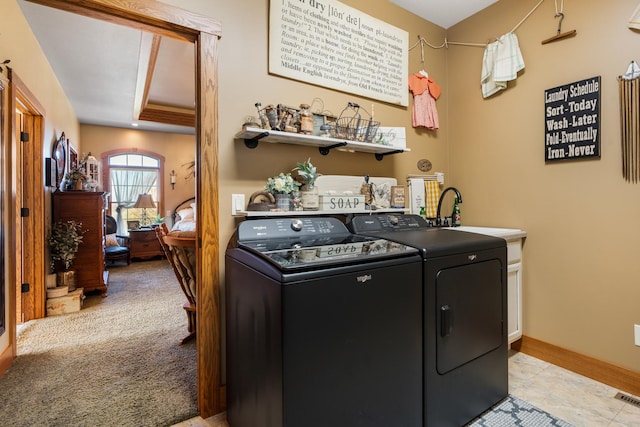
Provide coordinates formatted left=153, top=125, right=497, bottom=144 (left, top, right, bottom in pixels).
left=0, top=260, right=197, bottom=427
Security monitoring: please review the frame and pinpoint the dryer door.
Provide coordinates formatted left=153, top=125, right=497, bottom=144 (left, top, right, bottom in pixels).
left=435, top=258, right=504, bottom=374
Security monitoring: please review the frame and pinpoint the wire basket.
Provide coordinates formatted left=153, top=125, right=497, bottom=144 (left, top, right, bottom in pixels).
left=331, top=102, right=380, bottom=142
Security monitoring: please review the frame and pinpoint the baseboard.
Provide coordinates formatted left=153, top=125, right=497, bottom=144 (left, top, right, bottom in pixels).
left=0, top=344, right=16, bottom=377
left=513, top=335, right=640, bottom=397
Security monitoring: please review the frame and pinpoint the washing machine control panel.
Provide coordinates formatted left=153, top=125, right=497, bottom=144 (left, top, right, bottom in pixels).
left=349, top=214, right=428, bottom=233
left=238, top=217, right=349, bottom=240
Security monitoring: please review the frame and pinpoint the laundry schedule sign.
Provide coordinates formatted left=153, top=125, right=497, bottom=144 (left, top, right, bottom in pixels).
left=544, top=76, right=601, bottom=162
left=269, top=0, right=408, bottom=106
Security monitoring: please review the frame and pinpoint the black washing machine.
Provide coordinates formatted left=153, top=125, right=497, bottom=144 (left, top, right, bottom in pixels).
left=225, top=217, right=423, bottom=427
left=349, top=214, right=508, bottom=427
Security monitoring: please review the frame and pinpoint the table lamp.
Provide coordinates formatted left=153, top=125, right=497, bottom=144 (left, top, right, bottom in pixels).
left=134, top=193, right=155, bottom=227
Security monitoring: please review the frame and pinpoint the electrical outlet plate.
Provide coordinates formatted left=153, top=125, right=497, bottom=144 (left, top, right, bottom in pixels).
left=231, top=194, right=245, bottom=215
left=635, top=324, right=640, bottom=347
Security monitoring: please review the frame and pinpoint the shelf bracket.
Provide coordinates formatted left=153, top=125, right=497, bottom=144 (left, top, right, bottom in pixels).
left=375, top=150, right=404, bottom=161
left=319, top=142, right=348, bottom=156
left=243, top=131, right=270, bottom=149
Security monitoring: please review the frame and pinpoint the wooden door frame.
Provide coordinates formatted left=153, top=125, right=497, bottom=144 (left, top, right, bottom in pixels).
left=0, top=69, right=14, bottom=377
left=25, top=0, right=222, bottom=417
left=12, top=72, right=46, bottom=324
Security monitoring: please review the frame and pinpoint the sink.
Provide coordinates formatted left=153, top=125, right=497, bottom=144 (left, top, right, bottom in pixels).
left=449, top=226, right=526, bottom=240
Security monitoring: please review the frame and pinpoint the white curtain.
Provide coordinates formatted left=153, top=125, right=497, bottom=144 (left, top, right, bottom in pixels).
left=111, top=169, right=157, bottom=233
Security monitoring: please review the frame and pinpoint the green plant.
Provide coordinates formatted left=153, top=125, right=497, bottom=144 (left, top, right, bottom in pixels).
left=293, top=158, right=320, bottom=188
left=48, top=220, right=85, bottom=272
left=64, top=153, right=90, bottom=182
left=65, top=168, right=87, bottom=182
left=265, top=172, right=300, bottom=195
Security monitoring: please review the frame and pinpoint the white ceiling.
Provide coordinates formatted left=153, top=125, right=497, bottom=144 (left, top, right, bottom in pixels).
left=391, top=0, right=498, bottom=29
left=18, top=0, right=495, bottom=134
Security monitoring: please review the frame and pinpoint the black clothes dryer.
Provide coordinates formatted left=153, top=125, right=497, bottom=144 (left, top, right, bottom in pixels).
left=349, top=214, right=508, bottom=427
left=226, top=217, right=423, bottom=427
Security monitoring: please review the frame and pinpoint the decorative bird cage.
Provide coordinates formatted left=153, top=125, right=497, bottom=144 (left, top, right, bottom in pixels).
left=84, top=152, right=100, bottom=191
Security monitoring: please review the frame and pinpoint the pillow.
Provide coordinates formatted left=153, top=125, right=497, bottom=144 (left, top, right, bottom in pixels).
left=172, top=219, right=196, bottom=232
left=105, top=233, right=119, bottom=247
left=177, top=207, right=194, bottom=221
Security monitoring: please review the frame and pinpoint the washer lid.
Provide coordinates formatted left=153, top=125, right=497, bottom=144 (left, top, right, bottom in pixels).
left=233, top=217, right=418, bottom=270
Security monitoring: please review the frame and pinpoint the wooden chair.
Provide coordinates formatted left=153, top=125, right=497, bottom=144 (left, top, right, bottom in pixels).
left=104, top=214, right=131, bottom=265
left=155, top=224, right=197, bottom=344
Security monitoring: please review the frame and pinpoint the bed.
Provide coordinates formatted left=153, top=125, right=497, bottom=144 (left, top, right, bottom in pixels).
left=170, top=197, right=196, bottom=232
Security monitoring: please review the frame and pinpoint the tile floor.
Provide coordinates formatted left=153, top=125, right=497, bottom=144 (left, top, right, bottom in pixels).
left=173, top=350, right=640, bottom=427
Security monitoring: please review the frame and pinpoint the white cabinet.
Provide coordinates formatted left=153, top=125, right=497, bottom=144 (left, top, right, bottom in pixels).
left=451, top=227, right=526, bottom=344
left=506, top=240, right=524, bottom=343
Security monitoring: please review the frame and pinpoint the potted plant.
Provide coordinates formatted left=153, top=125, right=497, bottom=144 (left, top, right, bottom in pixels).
left=48, top=220, right=85, bottom=289
left=293, top=158, right=321, bottom=210
left=265, top=172, right=301, bottom=211
left=63, top=167, right=88, bottom=191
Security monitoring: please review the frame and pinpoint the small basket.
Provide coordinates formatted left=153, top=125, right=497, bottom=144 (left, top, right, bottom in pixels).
left=331, top=103, right=380, bottom=142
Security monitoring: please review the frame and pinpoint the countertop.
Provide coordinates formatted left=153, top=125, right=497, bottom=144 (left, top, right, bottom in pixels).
left=448, top=226, right=527, bottom=241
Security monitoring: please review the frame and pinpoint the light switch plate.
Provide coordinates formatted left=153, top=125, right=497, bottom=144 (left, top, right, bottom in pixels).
left=635, top=324, right=640, bottom=347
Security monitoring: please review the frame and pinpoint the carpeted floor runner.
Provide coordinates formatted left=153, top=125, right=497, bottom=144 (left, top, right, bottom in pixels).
left=0, top=260, right=197, bottom=427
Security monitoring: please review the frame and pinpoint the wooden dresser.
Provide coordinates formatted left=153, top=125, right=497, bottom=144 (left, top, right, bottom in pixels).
left=52, top=191, right=109, bottom=296
left=129, top=228, right=164, bottom=260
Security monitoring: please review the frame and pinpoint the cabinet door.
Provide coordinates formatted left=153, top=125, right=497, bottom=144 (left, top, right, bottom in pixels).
left=507, top=262, right=522, bottom=343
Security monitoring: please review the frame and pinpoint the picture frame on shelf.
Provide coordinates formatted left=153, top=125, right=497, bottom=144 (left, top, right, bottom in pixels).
left=69, top=144, right=78, bottom=171
left=127, top=220, right=140, bottom=231
left=391, top=185, right=406, bottom=208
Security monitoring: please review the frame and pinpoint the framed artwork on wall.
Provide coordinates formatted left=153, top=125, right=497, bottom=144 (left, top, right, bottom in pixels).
left=45, top=158, right=56, bottom=187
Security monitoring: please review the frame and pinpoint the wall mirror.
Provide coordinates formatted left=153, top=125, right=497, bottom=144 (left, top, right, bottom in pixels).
left=52, top=132, right=66, bottom=188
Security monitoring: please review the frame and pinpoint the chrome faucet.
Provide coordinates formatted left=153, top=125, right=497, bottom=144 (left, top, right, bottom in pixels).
left=436, top=187, right=463, bottom=226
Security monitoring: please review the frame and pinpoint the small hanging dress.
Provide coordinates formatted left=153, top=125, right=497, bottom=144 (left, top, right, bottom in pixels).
left=408, top=73, right=440, bottom=130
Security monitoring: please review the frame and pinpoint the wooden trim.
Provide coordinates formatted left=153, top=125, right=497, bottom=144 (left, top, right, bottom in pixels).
left=195, top=30, right=222, bottom=416
left=513, top=335, right=640, bottom=397
left=24, top=0, right=222, bottom=42
left=0, top=345, right=15, bottom=377
left=12, top=71, right=47, bottom=322
left=133, top=35, right=196, bottom=127
left=0, top=71, right=17, bottom=378
left=25, top=0, right=222, bottom=417
left=138, top=104, right=195, bottom=128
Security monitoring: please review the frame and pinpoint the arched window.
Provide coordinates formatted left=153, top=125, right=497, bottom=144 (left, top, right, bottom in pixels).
left=103, top=150, right=165, bottom=234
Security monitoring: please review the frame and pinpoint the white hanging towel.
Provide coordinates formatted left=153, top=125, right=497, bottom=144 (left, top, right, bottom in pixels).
left=623, top=61, right=640, bottom=80
left=481, top=32, right=525, bottom=98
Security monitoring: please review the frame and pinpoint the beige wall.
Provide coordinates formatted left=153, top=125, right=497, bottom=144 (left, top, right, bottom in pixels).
left=447, top=0, right=640, bottom=371
left=158, top=0, right=447, bottom=265
left=80, top=125, right=196, bottom=218
left=1, top=1, right=80, bottom=355
left=6, top=0, right=637, bottom=378
left=2, top=1, right=80, bottom=146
